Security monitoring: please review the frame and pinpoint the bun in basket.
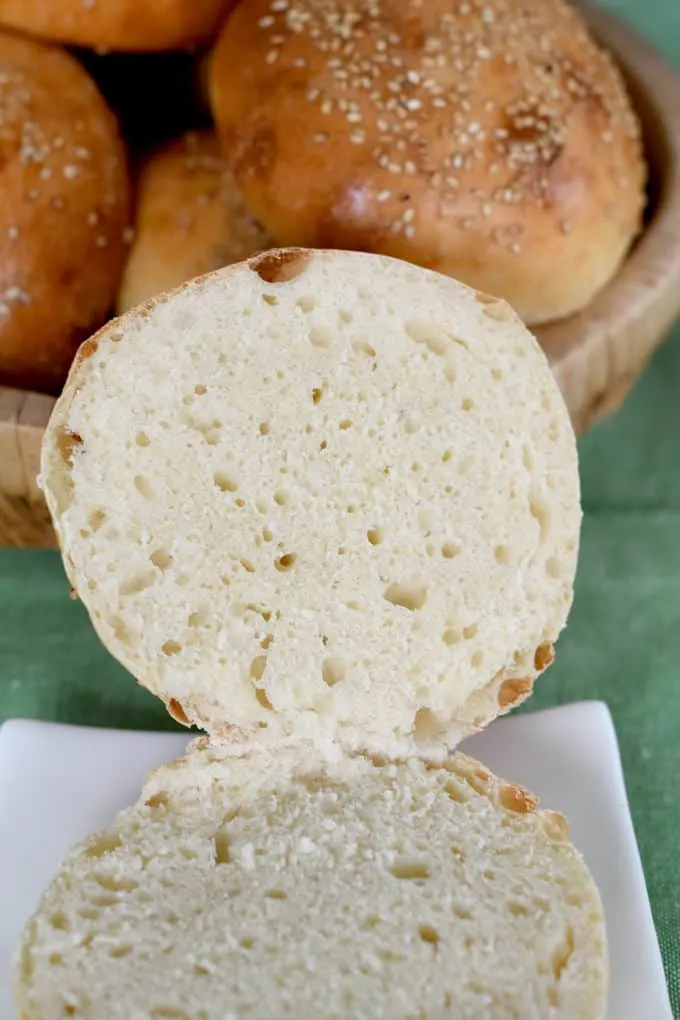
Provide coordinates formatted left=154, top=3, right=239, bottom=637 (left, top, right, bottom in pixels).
left=209, top=0, right=645, bottom=325
left=40, top=249, right=580, bottom=754
left=14, top=741, right=607, bottom=1020
left=0, top=0, right=231, bottom=53
left=118, top=130, right=272, bottom=314
left=0, top=30, right=130, bottom=394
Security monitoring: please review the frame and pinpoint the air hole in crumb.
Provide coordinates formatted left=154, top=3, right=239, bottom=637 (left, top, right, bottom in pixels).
left=309, top=325, right=333, bottom=349
left=297, top=296, right=315, bottom=313
left=442, top=543, right=461, bottom=559
left=240, top=936, right=255, bottom=949
left=135, top=432, right=151, bottom=447
left=312, top=387, right=323, bottom=404
left=471, top=650, right=485, bottom=668
left=119, top=572, right=155, bottom=597
left=552, top=926, right=575, bottom=980
left=48, top=953, right=64, bottom=965
left=214, top=828, right=230, bottom=865
left=273, top=490, right=288, bottom=506
left=530, top=490, right=550, bottom=543
left=188, top=611, right=207, bottom=628
left=384, top=582, right=428, bottom=611
left=85, top=833, right=122, bottom=859
left=322, top=658, right=347, bottom=687
left=265, top=889, right=287, bottom=900
left=259, top=422, right=270, bottom=436
left=444, top=779, right=468, bottom=803
left=339, top=419, right=352, bottom=430
left=367, top=526, right=383, bottom=546
left=150, top=548, right=173, bottom=571
left=261, top=634, right=274, bottom=650
left=509, top=901, right=529, bottom=917
left=319, top=440, right=327, bottom=451
left=250, top=656, right=267, bottom=681
left=134, top=475, right=154, bottom=499
left=109, top=944, right=132, bottom=959
left=352, top=338, right=377, bottom=358
left=214, top=470, right=239, bottom=493
left=463, top=624, right=478, bottom=640
left=251, top=250, right=310, bottom=283
left=48, top=912, right=70, bottom=931
left=262, top=293, right=278, bottom=306
left=495, top=545, right=510, bottom=565
left=419, top=924, right=439, bottom=946
left=87, top=509, right=107, bottom=532
left=194, top=384, right=207, bottom=396
left=275, top=553, right=296, bottom=572
left=454, top=904, right=473, bottom=920
left=546, top=556, right=560, bottom=578
left=405, top=320, right=448, bottom=356
left=414, top=707, right=444, bottom=741
left=97, top=877, right=133, bottom=904
left=461, top=397, right=474, bottom=412
left=442, top=448, right=453, bottom=463
left=162, top=640, right=182, bottom=657
left=339, top=309, right=353, bottom=324
left=240, top=558, right=255, bottom=573
left=255, top=687, right=273, bottom=710
left=390, top=860, right=431, bottom=881
left=443, top=628, right=461, bottom=646
left=444, top=366, right=457, bottom=384
left=491, top=368, right=503, bottom=381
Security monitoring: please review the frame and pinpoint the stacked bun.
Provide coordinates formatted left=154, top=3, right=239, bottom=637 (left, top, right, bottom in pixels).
left=0, top=0, right=231, bottom=52
left=15, top=249, right=607, bottom=1018
left=208, top=0, right=645, bottom=325
left=0, top=30, right=130, bottom=393
left=117, top=130, right=272, bottom=314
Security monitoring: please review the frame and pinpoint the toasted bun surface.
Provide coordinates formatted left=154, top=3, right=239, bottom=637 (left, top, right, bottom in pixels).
left=40, top=249, right=579, bottom=753
left=0, top=30, right=130, bottom=394
left=209, top=0, right=645, bottom=325
left=14, top=743, right=607, bottom=1020
left=118, top=130, right=272, bottom=314
left=0, top=0, right=231, bottom=53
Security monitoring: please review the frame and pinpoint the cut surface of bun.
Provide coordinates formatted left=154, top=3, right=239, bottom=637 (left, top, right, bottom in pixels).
left=40, top=249, right=580, bottom=753
left=118, top=130, right=272, bottom=314
left=14, top=743, right=607, bottom=1020
left=209, top=0, right=645, bottom=325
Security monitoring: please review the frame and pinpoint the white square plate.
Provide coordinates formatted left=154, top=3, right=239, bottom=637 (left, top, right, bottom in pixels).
left=0, top=701, right=671, bottom=1020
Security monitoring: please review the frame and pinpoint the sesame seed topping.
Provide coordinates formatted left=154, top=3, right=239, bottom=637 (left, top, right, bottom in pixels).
left=256, top=0, right=642, bottom=247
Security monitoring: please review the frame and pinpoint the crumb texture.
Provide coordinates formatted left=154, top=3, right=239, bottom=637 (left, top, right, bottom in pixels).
left=14, top=746, right=606, bottom=1020
left=41, top=249, right=580, bottom=750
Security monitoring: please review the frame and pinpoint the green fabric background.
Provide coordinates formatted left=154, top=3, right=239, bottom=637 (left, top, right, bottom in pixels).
left=1, top=0, right=679, bottom=1013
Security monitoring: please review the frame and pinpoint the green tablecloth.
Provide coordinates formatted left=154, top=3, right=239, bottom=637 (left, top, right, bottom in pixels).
left=1, top=0, right=679, bottom=1013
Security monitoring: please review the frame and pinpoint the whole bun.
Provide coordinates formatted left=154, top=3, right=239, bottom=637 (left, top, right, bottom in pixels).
left=118, top=130, right=272, bottom=314
left=0, top=31, right=130, bottom=394
left=0, top=0, right=232, bottom=53
left=209, top=0, right=646, bottom=325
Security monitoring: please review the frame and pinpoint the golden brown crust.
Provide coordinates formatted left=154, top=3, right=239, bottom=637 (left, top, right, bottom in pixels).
left=117, top=130, right=272, bottom=314
left=0, top=31, right=130, bottom=394
left=0, top=0, right=233, bottom=53
left=209, top=0, right=646, bottom=324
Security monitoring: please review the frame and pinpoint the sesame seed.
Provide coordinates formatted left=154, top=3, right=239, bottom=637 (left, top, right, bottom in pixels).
left=376, top=189, right=391, bottom=202
left=63, top=165, right=79, bottom=180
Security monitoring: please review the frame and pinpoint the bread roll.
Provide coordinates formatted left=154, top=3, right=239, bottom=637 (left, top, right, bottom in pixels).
left=40, top=249, right=580, bottom=754
left=0, top=0, right=231, bottom=53
left=14, top=741, right=607, bottom=1020
left=118, top=130, right=272, bottom=314
left=209, top=0, right=645, bottom=325
left=0, top=31, right=130, bottom=394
